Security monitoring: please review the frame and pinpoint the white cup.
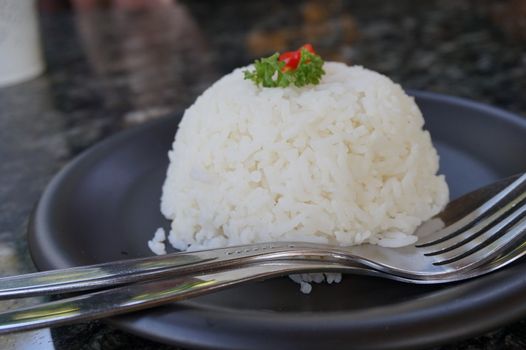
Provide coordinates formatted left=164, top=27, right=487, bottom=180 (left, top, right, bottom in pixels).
left=0, top=0, right=44, bottom=87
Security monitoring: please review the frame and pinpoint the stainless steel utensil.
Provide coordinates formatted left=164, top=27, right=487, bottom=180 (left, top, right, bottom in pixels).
left=1, top=174, right=524, bottom=300
left=0, top=173, right=524, bottom=334
left=1, top=238, right=525, bottom=335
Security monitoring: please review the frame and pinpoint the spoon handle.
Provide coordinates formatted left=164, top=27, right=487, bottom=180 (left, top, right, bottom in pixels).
left=0, top=261, right=357, bottom=335
left=2, top=240, right=525, bottom=335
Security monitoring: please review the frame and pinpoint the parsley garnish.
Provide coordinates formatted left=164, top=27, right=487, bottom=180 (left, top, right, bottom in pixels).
left=243, top=48, right=325, bottom=88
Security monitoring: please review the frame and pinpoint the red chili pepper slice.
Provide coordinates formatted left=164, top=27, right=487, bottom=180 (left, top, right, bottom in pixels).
left=279, top=50, right=301, bottom=71
left=278, top=43, right=316, bottom=72
left=300, top=43, right=316, bottom=54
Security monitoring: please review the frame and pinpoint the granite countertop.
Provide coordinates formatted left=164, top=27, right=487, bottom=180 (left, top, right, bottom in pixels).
left=1, top=0, right=526, bottom=349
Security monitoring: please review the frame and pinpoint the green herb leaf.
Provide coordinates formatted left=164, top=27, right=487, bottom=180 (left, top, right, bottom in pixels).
left=243, top=48, right=325, bottom=88
left=292, top=49, right=325, bottom=87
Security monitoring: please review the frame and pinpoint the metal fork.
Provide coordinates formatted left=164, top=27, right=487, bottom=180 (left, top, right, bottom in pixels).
left=1, top=174, right=524, bottom=301
left=1, top=233, right=526, bottom=335
left=0, top=174, right=524, bottom=334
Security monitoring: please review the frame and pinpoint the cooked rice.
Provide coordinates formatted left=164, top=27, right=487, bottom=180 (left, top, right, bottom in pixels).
left=148, top=228, right=167, bottom=255
left=154, top=62, right=449, bottom=292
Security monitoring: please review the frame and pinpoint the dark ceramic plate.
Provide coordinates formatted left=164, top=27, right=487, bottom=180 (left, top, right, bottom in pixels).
left=28, top=91, right=526, bottom=350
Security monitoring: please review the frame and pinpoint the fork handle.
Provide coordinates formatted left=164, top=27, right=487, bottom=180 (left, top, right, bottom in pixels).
left=0, top=261, right=363, bottom=335
left=3, top=241, right=525, bottom=335
left=0, top=242, right=325, bottom=299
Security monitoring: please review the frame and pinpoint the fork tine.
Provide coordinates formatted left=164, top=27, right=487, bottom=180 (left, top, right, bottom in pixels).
left=416, top=173, right=526, bottom=247
left=432, top=212, right=526, bottom=268
left=422, top=194, right=526, bottom=256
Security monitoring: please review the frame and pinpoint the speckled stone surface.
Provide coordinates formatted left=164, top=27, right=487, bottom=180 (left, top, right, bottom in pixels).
left=0, top=0, right=525, bottom=348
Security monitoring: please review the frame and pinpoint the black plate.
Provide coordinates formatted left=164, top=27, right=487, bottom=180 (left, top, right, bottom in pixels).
left=28, top=91, right=526, bottom=350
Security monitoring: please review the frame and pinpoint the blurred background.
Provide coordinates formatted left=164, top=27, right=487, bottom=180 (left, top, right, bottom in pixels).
left=1, top=0, right=526, bottom=349
left=8, top=0, right=526, bottom=152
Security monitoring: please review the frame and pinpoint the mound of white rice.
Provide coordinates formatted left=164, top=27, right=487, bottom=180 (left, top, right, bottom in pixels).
left=155, top=62, right=449, bottom=290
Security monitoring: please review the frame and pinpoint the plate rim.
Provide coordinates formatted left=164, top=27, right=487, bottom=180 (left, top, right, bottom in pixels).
left=28, top=90, right=526, bottom=350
